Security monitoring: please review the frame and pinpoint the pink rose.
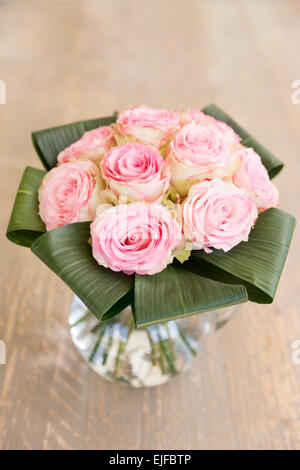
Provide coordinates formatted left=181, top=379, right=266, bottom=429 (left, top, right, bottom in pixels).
left=57, top=126, right=115, bottom=165
left=233, top=147, right=279, bottom=212
left=39, top=160, right=102, bottom=231
left=100, top=142, right=170, bottom=203
left=180, top=109, right=213, bottom=127
left=115, top=106, right=180, bottom=148
left=180, top=109, right=241, bottom=146
left=166, top=122, right=240, bottom=196
left=183, top=178, right=258, bottom=252
left=91, top=203, right=183, bottom=275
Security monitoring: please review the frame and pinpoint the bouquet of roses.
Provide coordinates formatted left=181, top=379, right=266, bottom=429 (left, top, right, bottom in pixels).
left=7, top=104, right=295, bottom=330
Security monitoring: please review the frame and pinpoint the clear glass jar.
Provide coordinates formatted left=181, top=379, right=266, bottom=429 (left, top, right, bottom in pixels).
left=69, top=295, right=236, bottom=388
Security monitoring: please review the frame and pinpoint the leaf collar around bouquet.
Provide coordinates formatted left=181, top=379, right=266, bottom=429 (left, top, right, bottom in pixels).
left=6, top=106, right=295, bottom=327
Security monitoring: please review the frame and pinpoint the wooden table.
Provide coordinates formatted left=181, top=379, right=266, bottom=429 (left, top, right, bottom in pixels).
left=1, top=0, right=300, bottom=450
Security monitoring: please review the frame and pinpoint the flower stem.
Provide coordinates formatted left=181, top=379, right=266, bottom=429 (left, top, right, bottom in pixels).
left=146, top=329, right=157, bottom=366
left=113, top=333, right=127, bottom=378
left=111, top=314, right=133, bottom=378
left=148, top=326, right=165, bottom=372
left=158, top=343, right=167, bottom=375
left=91, top=321, right=104, bottom=334
left=177, top=325, right=197, bottom=356
left=89, top=325, right=105, bottom=362
left=102, top=327, right=113, bottom=366
left=70, top=311, right=91, bottom=328
left=157, top=326, right=178, bottom=375
left=165, top=324, right=175, bottom=360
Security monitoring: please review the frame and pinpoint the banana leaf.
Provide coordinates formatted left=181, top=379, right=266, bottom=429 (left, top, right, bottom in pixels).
left=202, top=104, right=284, bottom=178
left=191, top=208, right=295, bottom=303
left=134, top=264, right=248, bottom=327
left=32, top=113, right=117, bottom=171
left=31, top=222, right=133, bottom=320
left=6, top=166, right=46, bottom=247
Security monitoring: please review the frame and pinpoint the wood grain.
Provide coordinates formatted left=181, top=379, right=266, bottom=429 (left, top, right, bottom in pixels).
left=0, top=0, right=300, bottom=450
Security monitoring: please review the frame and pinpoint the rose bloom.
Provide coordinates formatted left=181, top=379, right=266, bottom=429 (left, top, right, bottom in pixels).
left=57, top=126, right=115, bottom=165
left=183, top=178, right=258, bottom=252
left=100, top=142, right=170, bottom=203
left=39, top=160, right=103, bottom=231
left=179, top=109, right=241, bottom=146
left=166, top=122, right=240, bottom=197
left=91, top=203, right=183, bottom=275
left=115, top=105, right=180, bottom=148
left=233, top=147, right=279, bottom=212
left=180, top=109, right=213, bottom=127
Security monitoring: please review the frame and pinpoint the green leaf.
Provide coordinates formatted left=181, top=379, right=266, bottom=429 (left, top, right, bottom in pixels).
left=202, top=104, right=283, bottom=178
left=101, top=290, right=134, bottom=322
left=31, top=222, right=133, bottom=320
left=6, top=166, right=46, bottom=247
left=191, top=208, right=296, bottom=303
left=32, top=113, right=117, bottom=171
left=134, top=264, right=248, bottom=327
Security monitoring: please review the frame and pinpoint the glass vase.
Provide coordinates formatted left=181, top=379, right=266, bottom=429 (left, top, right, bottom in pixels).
left=69, top=295, right=236, bottom=388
